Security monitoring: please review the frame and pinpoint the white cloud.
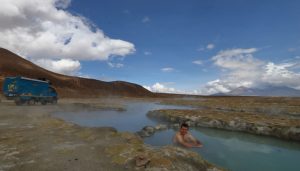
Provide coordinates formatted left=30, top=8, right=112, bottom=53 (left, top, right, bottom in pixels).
left=212, top=48, right=262, bottom=70
left=197, top=47, right=205, bottom=51
left=143, top=83, right=180, bottom=94
left=201, top=79, right=253, bottom=95
left=144, top=51, right=152, bottom=55
left=77, top=74, right=91, bottom=79
left=197, top=43, right=215, bottom=51
left=144, top=82, right=201, bottom=95
left=206, top=43, right=215, bottom=50
left=153, top=83, right=175, bottom=92
left=213, top=48, right=257, bottom=57
left=33, top=58, right=81, bottom=75
left=142, top=16, right=150, bottom=23
left=0, top=0, right=135, bottom=75
left=261, top=62, right=300, bottom=87
left=192, top=60, right=203, bottom=65
left=161, top=67, right=174, bottom=72
left=205, top=79, right=231, bottom=94
left=108, top=62, right=124, bottom=68
left=143, top=83, right=175, bottom=93
left=201, top=48, right=300, bottom=94
left=212, top=48, right=263, bottom=83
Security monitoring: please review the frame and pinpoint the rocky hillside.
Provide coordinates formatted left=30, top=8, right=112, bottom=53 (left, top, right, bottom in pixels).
left=0, top=48, right=155, bottom=98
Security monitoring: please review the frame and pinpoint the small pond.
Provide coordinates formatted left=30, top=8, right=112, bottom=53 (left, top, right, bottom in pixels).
left=52, top=101, right=191, bottom=132
left=52, top=101, right=300, bottom=171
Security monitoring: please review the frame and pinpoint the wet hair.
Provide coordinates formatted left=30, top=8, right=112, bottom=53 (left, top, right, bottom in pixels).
left=180, top=122, right=189, bottom=129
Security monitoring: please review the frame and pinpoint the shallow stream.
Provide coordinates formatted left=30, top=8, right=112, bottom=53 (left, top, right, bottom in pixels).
left=53, top=101, right=300, bottom=171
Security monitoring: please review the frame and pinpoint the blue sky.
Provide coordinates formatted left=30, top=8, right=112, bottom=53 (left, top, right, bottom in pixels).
left=1, top=0, right=300, bottom=94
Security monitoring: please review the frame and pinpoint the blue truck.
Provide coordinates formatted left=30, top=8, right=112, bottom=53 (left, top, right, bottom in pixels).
left=2, top=76, right=58, bottom=105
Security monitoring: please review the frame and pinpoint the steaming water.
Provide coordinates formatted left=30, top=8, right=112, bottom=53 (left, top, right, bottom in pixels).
left=52, top=102, right=191, bottom=132
left=53, top=101, right=300, bottom=171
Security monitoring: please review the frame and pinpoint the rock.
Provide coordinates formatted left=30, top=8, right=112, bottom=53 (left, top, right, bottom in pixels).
left=143, top=126, right=155, bottom=134
left=208, top=120, right=221, bottom=127
left=135, top=154, right=150, bottom=168
left=229, top=120, right=236, bottom=127
left=195, top=122, right=204, bottom=127
left=190, top=116, right=198, bottom=122
left=106, top=143, right=225, bottom=171
left=155, top=124, right=168, bottom=131
left=136, top=131, right=150, bottom=138
left=255, top=126, right=266, bottom=134
left=185, top=121, right=196, bottom=127
left=172, top=123, right=180, bottom=128
left=147, top=108, right=300, bottom=141
left=136, top=126, right=156, bottom=138
left=237, top=122, right=247, bottom=130
left=170, top=117, right=176, bottom=122
left=286, top=127, right=300, bottom=140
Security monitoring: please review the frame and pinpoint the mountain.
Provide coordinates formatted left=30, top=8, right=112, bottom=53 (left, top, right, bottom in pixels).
left=219, top=86, right=300, bottom=97
left=0, top=48, right=155, bottom=98
left=227, top=86, right=257, bottom=96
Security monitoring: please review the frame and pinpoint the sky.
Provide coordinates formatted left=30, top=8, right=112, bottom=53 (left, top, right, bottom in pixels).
left=0, top=0, right=300, bottom=95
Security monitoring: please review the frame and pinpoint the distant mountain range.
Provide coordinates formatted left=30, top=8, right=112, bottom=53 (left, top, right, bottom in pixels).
left=212, top=86, right=300, bottom=97
left=0, top=48, right=155, bottom=98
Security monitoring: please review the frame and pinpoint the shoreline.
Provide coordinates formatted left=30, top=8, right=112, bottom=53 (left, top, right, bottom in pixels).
left=147, top=108, right=300, bottom=142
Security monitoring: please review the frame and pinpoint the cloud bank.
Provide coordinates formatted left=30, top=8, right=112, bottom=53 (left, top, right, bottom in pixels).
left=201, top=48, right=300, bottom=94
left=144, top=82, right=199, bottom=95
left=144, top=83, right=176, bottom=93
left=0, top=0, right=135, bottom=75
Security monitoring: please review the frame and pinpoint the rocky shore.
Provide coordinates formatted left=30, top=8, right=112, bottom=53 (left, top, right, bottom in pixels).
left=105, top=132, right=223, bottom=171
left=0, top=99, right=224, bottom=171
left=147, top=109, right=300, bottom=141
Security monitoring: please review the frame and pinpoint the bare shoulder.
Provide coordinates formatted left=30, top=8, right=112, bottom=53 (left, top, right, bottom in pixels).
left=174, top=132, right=183, bottom=141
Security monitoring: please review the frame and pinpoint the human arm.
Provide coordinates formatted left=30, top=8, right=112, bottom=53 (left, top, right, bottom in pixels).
left=184, top=134, right=203, bottom=147
left=175, top=133, right=201, bottom=148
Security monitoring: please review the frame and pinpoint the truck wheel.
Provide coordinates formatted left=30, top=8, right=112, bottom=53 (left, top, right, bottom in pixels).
left=52, top=98, right=57, bottom=104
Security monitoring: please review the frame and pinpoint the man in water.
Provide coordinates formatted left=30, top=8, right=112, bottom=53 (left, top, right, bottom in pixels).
left=174, top=123, right=203, bottom=148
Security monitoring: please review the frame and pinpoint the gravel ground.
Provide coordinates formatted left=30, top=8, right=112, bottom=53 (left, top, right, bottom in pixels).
left=0, top=99, right=128, bottom=171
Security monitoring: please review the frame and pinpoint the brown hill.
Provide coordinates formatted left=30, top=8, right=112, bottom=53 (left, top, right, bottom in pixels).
left=0, top=48, right=155, bottom=98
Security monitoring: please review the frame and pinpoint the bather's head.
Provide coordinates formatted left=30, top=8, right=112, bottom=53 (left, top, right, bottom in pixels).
left=180, top=123, right=189, bottom=135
